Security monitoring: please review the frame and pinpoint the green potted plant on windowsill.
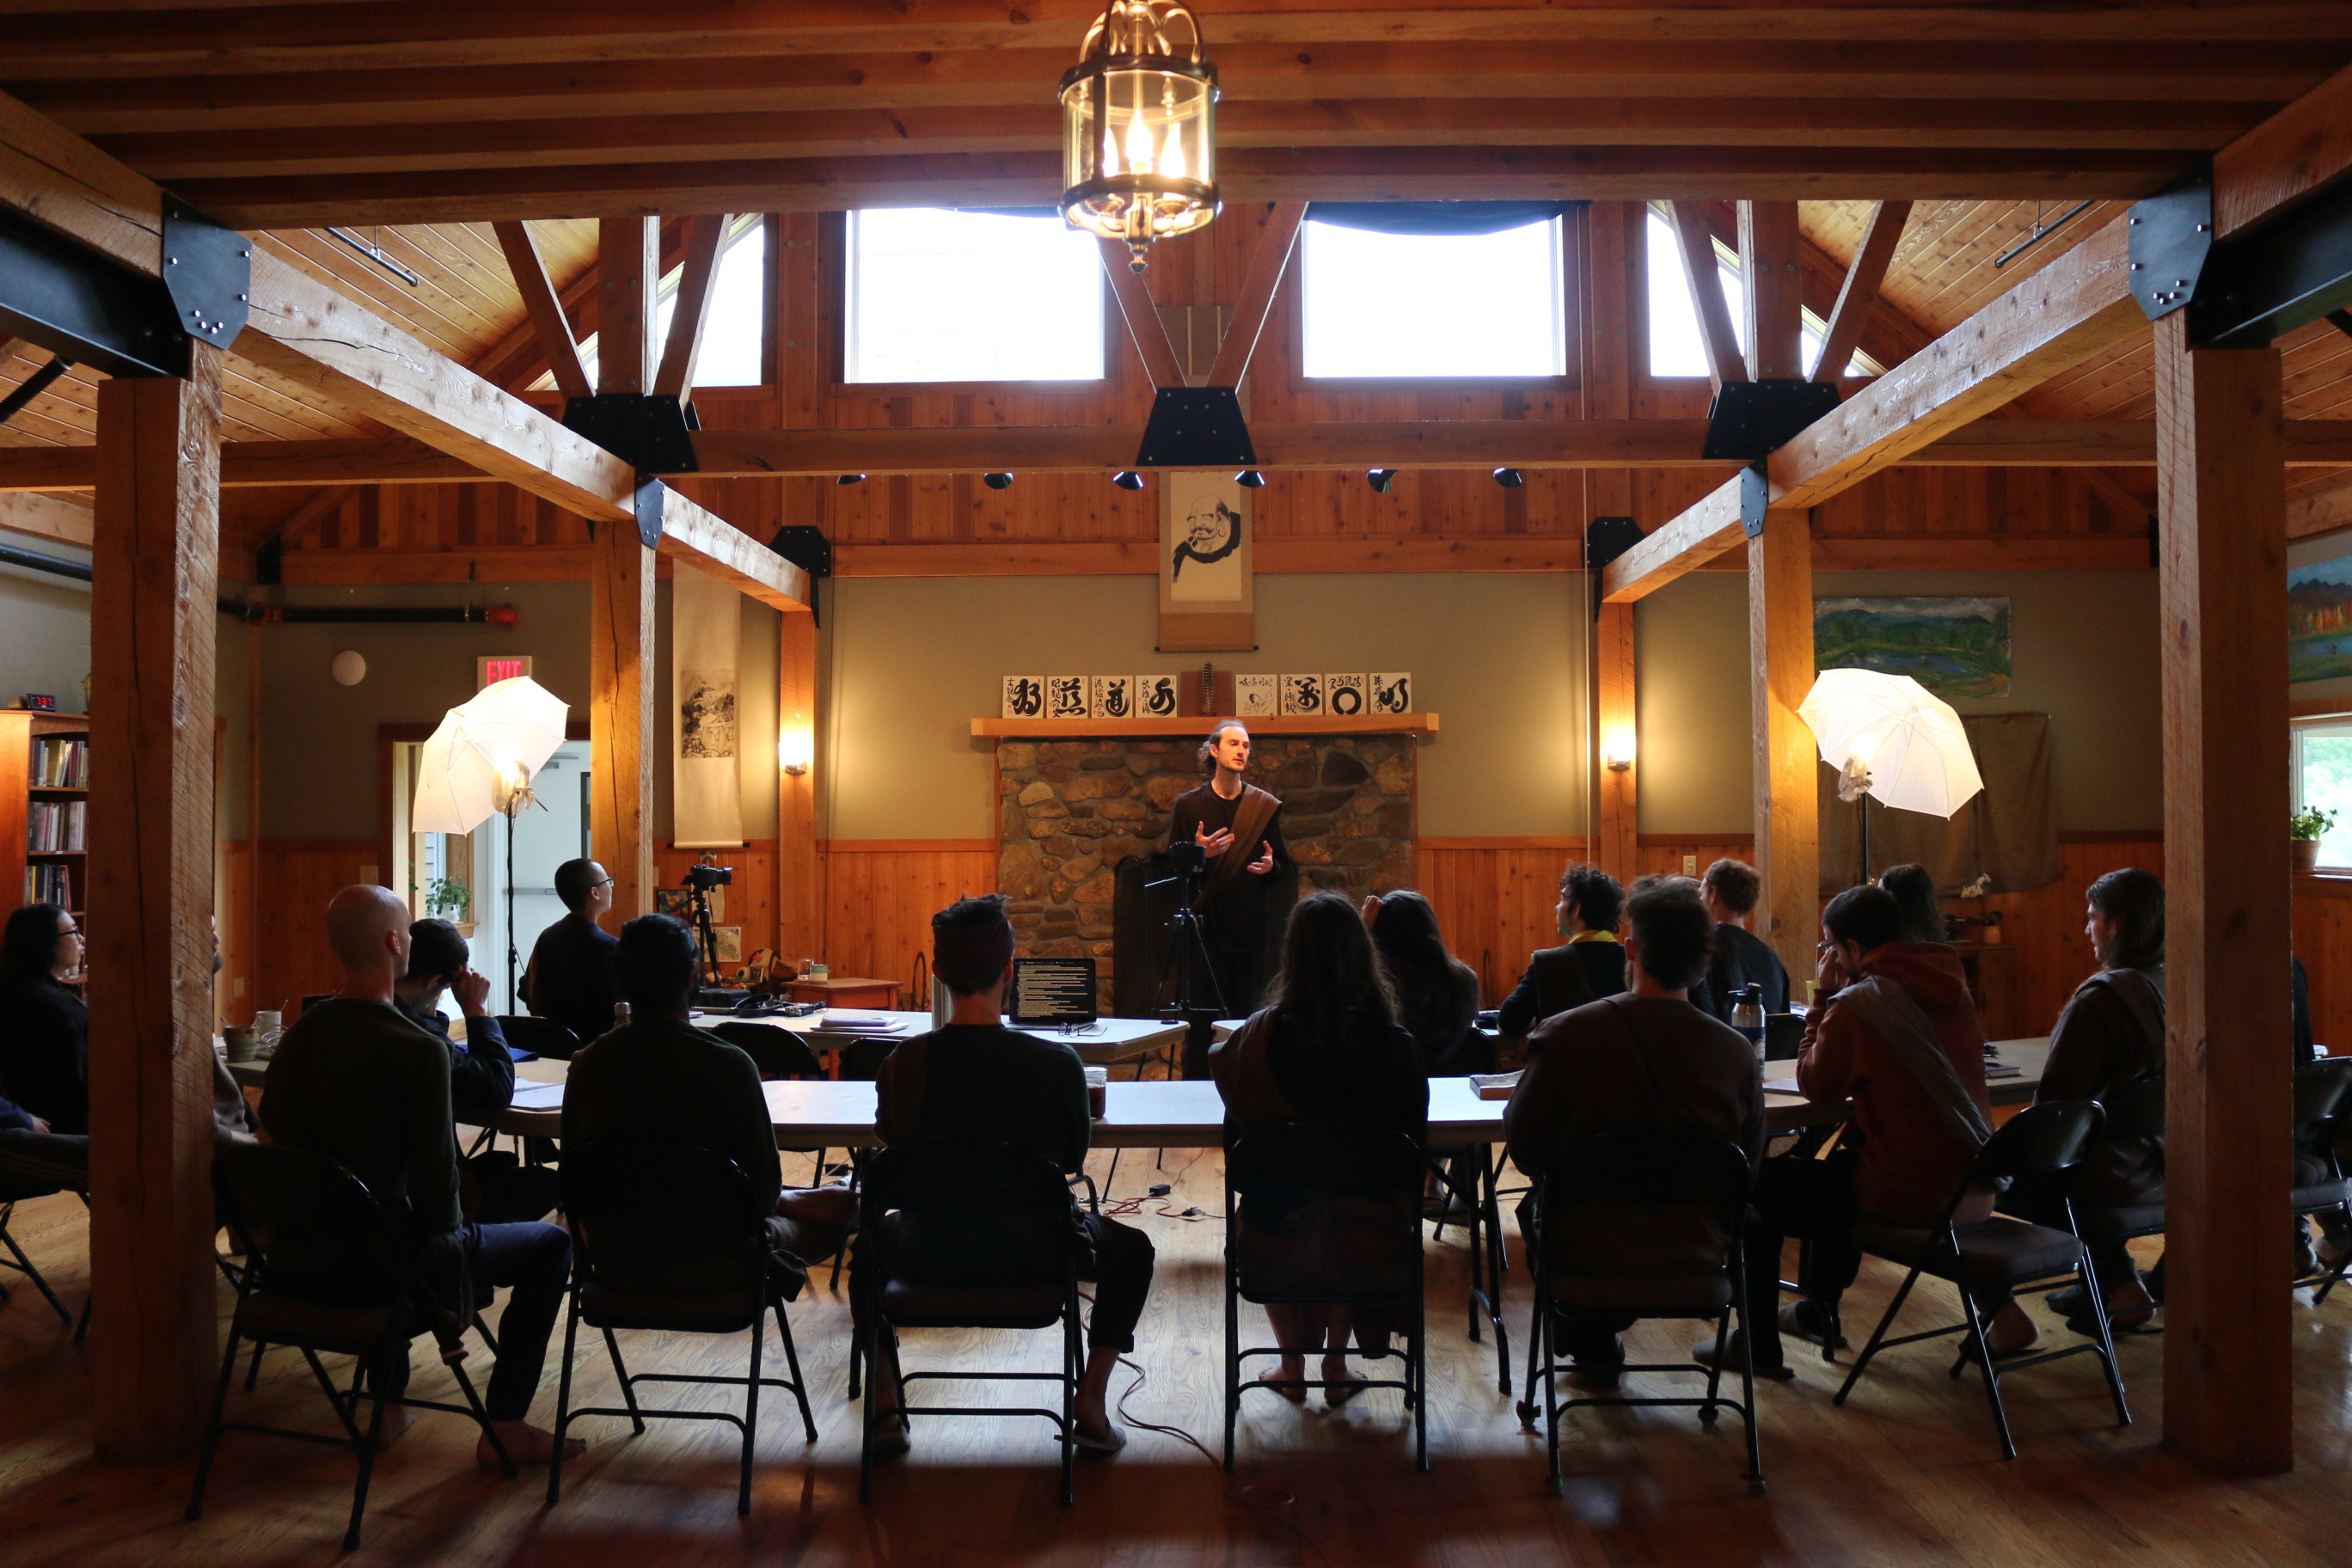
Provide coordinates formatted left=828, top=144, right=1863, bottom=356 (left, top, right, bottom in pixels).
left=2293, top=808, right=2336, bottom=875
left=425, top=876, right=474, bottom=935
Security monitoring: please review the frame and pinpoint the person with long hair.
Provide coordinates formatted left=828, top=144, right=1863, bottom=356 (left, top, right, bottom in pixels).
left=0, top=903, right=88, bottom=1135
left=1165, top=720, right=1291, bottom=1070
left=1212, top=891, right=1428, bottom=1406
left=1363, top=890, right=1483, bottom=1075
left=1877, top=864, right=1948, bottom=946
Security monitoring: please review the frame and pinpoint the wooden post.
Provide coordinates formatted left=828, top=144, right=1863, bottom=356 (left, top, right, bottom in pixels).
left=590, top=511, right=655, bottom=928
left=1584, top=204, right=1639, bottom=883
left=2155, top=309, right=2294, bottom=1474
left=597, top=217, right=657, bottom=395
left=88, top=343, right=225, bottom=1458
left=1739, top=200, right=1804, bottom=381
left=1749, top=510, right=1818, bottom=983
left=776, top=611, right=821, bottom=969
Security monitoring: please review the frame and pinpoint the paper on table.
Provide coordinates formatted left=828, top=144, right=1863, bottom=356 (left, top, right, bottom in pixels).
left=818, top=1013, right=906, bottom=1032
left=1764, top=1075, right=1801, bottom=1096
left=509, top=1081, right=567, bottom=1109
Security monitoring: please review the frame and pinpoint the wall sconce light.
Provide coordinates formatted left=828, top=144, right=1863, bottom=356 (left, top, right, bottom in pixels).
left=778, top=728, right=815, bottom=777
left=1602, top=729, right=1637, bottom=773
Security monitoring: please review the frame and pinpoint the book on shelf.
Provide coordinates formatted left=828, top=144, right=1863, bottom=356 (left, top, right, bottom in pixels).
left=26, top=799, right=87, bottom=853
left=22, top=862, right=73, bottom=907
left=31, top=737, right=88, bottom=789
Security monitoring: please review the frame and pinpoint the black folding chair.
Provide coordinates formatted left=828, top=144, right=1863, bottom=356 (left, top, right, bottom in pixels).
left=2290, top=1057, right=2352, bottom=1300
left=1224, top=1124, right=1429, bottom=1473
left=2040, top=1072, right=2165, bottom=1323
left=548, top=1141, right=818, bottom=1515
left=710, top=1021, right=834, bottom=1185
left=187, top=1144, right=515, bottom=1551
left=856, top=1139, right=1087, bottom=1505
left=495, top=1014, right=584, bottom=1062
left=1834, top=1100, right=2131, bottom=1460
left=0, top=1171, right=77, bottom=1327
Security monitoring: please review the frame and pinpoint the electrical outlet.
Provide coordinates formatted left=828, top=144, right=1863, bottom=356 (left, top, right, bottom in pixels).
left=1682, top=854, right=1698, bottom=875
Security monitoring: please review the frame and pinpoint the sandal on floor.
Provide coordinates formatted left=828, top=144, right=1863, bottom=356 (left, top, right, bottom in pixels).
left=1070, top=1422, right=1127, bottom=1455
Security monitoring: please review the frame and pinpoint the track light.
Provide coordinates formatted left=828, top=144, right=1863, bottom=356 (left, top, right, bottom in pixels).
left=983, top=472, right=1014, bottom=490
left=836, top=473, right=866, bottom=486
left=1234, top=470, right=1265, bottom=488
left=1366, top=469, right=1398, bottom=493
left=1493, top=467, right=1523, bottom=488
left=1112, top=470, right=1146, bottom=491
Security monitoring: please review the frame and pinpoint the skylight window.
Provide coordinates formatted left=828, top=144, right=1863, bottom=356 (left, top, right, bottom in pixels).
left=558, top=217, right=769, bottom=391
left=1643, top=211, right=1873, bottom=379
left=844, top=208, right=1105, bottom=383
left=1299, top=217, right=1565, bottom=379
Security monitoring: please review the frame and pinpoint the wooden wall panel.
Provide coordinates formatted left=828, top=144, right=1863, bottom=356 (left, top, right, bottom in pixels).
left=2292, top=878, right=2352, bottom=1053
left=818, top=840, right=997, bottom=1001
left=245, top=839, right=379, bottom=1018
left=1417, top=839, right=1589, bottom=1008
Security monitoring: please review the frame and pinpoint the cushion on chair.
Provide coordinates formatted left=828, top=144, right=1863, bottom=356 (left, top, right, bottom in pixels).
left=2292, top=1179, right=2349, bottom=1214
left=878, top=1277, right=1068, bottom=1330
left=1854, top=1216, right=2085, bottom=1287
left=236, top=1293, right=405, bottom=1355
left=578, top=1283, right=764, bottom=1332
left=1547, top=1271, right=1734, bottom=1316
left=2074, top=1203, right=2166, bottom=1239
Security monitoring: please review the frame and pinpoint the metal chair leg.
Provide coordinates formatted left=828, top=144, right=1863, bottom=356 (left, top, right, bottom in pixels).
left=184, top=1322, right=244, bottom=1521
left=774, top=1293, right=818, bottom=1443
left=346, top=1384, right=389, bottom=1550
left=738, top=1311, right=763, bottom=1516
left=547, top=1291, right=583, bottom=1506
left=1834, top=1260, right=1926, bottom=1407
left=603, top=1326, right=647, bottom=1433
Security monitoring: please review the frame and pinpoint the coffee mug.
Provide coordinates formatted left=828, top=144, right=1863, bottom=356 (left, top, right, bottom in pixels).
left=223, top=1026, right=256, bottom=1063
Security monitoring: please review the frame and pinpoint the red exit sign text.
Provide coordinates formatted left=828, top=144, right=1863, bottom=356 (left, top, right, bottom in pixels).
left=476, top=655, right=535, bottom=688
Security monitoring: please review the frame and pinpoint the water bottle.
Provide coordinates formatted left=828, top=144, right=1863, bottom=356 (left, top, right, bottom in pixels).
left=613, top=1000, right=631, bottom=1028
left=1732, top=983, right=1766, bottom=1063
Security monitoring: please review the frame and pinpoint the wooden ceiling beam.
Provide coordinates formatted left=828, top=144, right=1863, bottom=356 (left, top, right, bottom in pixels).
left=652, top=214, right=728, bottom=401
left=13, top=2, right=2352, bottom=78
left=1098, top=239, right=1187, bottom=390
left=1662, top=200, right=1747, bottom=392
left=492, top=218, right=590, bottom=401
left=8, top=420, right=2350, bottom=492
left=2214, top=60, right=2352, bottom=237
left=1205, top=200, right=1308, bottom=389
left=1812, top=199, right=1911, bottom=383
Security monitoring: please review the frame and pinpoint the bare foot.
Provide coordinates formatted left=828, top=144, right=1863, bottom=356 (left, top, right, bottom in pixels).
left=1255, top=1357, right=1308, bottom=1404
left=478, top=1421, right=585, bottom=1470
left=2106, top=1278, right=2156, bottom=1330
left=1320, top=1358, right=1369, bottom=1408
left=371, top=1407, right=416, bottom=1453
left=1981, top=1302, right=2039, bottom=1358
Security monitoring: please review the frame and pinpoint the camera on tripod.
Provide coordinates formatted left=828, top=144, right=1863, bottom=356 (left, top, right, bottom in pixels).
left=1147, top=839, right=1205, bottom=897
left=684, top=863, right=732, bottom=891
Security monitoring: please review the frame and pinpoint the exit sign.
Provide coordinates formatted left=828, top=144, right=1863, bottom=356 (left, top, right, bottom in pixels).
left=477, top=655, right=534, bottom=688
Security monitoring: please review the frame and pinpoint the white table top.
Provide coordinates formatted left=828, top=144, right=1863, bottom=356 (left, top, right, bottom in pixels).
left=689, top=1009, right=1185, bottom=1066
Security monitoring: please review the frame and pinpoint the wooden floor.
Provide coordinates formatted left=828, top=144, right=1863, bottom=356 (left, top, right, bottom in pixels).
left=5, top=1150, right=2352, bottom=1568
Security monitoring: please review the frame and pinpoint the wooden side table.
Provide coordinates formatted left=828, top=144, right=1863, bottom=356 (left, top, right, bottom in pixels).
left=785, top=976, right=903, bottom=1010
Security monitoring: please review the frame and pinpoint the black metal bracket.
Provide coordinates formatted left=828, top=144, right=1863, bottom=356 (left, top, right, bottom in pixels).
left=0, top=205, right=185, bottom=377
left=1134, top=385, right=1257, bottom=468
left=2190, top=170, right=2352, bottom=347
left=160, top=195, right=250, bottom=350
left=1700, top=378, right=1841, bottom=462
left=1741, top=464, right=1773, bottom=537
left=2127, top=166, right=2214, bottom=322
left=633, top=474, right=666, bottom=551
left=563, top=393, right=700, bottom=474
left=1583, top=516, right=1644, bottom=574
left=769, top=524, right=833, bottom=581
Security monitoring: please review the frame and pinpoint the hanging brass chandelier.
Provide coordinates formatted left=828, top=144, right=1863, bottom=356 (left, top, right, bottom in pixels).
left=1058, top=0, right=1220, bottom=273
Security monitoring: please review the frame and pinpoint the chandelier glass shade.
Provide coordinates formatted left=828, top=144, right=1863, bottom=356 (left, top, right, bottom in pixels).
left=1059, top=0, right=1220, bottom=272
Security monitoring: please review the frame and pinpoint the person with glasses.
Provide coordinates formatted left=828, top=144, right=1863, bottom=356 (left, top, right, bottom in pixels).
left=0, top=903, right=92, bottom=1189
left=521, top=859, right=622, bottom=1051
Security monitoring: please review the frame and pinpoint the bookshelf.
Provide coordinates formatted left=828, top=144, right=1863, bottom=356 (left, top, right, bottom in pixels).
left=0, top=710, right=91, bottom=984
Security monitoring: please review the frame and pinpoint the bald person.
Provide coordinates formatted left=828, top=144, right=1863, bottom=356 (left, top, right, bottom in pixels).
left=262, top=885, right=579, bottom=1469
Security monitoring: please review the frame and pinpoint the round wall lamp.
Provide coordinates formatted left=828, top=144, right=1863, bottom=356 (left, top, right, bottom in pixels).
left=330, top=650, right=367, bottom=687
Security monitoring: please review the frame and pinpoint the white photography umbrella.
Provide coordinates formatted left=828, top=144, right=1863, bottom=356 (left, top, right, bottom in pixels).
left=1796, top=668, right=1981, bottom=880
left=410, top=676, right=570, bottom=999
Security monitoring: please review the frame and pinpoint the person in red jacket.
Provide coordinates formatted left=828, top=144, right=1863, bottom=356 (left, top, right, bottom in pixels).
left=1700, top=884, right=1994, bottom=1375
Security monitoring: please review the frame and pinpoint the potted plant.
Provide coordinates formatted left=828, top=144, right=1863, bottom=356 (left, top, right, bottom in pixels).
left=2293, top=808, right=2336, bottom=875
left=425, top=876, right=474, bottom=933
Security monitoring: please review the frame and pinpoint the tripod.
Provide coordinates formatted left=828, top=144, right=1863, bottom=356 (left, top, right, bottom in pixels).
left=685, top=881, right=724, bottom=989
left=1148, top=848, right=1228, bottom=1081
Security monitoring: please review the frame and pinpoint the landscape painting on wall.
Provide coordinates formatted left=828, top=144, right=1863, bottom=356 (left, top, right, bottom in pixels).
left=1814, top=597, right=2012, bottom=699
left=2291, top=554, right=2352, bottom=683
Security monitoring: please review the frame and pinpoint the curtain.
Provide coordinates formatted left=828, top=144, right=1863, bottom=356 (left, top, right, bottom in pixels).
left=1302, top=201, right=1581, bottom=236
left=1816, top=712, right=2060, bottom=895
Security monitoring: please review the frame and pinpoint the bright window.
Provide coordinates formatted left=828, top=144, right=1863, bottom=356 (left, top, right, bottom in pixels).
left=2296, top=719, right=2352, bottom=869
left=564, top=217, right=769, bottom=390
left=1299, top=217, right=1565, bottom=379
left=1645, top=210, right=1866, bottom=379
left=844, top=208, right=1105, bottom=383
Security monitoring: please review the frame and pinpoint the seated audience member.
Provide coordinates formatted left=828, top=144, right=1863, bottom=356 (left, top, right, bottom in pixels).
left=396, top=919, right=517, bottom=1128
left=863, top=895, right=1154, bottom=1456
left=1711, top=885, right=1992, bottom=1374
left=0, top=903, right=88, bottom=1136
left=1980, top=868, right=2165, bottom=1341
left=1496, top=863, right=1627, bottom=1037
left=1364, top=891, right=1483, bottom=1076
left=262, top=885, right=579, bottom=1467
left=1695, top=859, right=1791, bottom=1020
left=563, top=913, right=854, bottom=1289
left=1215, top=892, right=1430, bottom=1404
left=1506, top=876, right=1764, bottom=1385
left=522, top=860, right=622, bottom=1049
left=1878, top=864, right=1949, bottom=946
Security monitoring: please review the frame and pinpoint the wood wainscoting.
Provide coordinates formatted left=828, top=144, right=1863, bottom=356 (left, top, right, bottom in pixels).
left=818, top=840, right=997, bottom=1003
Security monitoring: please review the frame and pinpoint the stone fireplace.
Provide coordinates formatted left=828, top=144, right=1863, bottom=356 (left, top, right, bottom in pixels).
left=995, top=732, right=1418, bottom=1006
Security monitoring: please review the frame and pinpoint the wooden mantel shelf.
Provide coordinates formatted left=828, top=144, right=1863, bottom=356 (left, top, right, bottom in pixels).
left=971, top=713, right=1439, bottom=739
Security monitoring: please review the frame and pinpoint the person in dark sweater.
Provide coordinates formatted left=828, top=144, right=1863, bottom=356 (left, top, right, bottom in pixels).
left=1364, top=891, right=1483, bottom=1075
left=1497, top=862, right=1626, bottom=1038
left=1506, top=876, right=1764, bottom=1385
left=521, top=859, right=621, bottom=1050
left=1167, top=720, right=1290, bottom=1063
left=562, top=914, right=854, bottom=1289
left=864, top=894, right=1154, bottom=1456
left=1695, top=859, right=1791, bottom=1020
left=262, top=885, right=579, bottom=1468
left=0, top=903, right=89, bottom=1136
left=1214, top=891, right=1428, bottom=1405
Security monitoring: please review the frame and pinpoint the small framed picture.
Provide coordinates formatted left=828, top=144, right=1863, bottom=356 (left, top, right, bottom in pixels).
left=654, top=888, right=693, bottom=916
left=1136, top=673, right=1179, bottom=718
left=1046, top=676, right=1089, bottom=720
left=1281, top=674, right=1326, bottom=716
left=1326, top=674, right=1368, bottom=716
left=713, top=926, right=743, bottom=965
left=1235, top=672, right=1277, bottom=717
left=1089, top=675, right=1136, bottom=720
left=1002, top=676, right=1044, bottom=719
left=1370, top=672, right=1413, bottom=714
